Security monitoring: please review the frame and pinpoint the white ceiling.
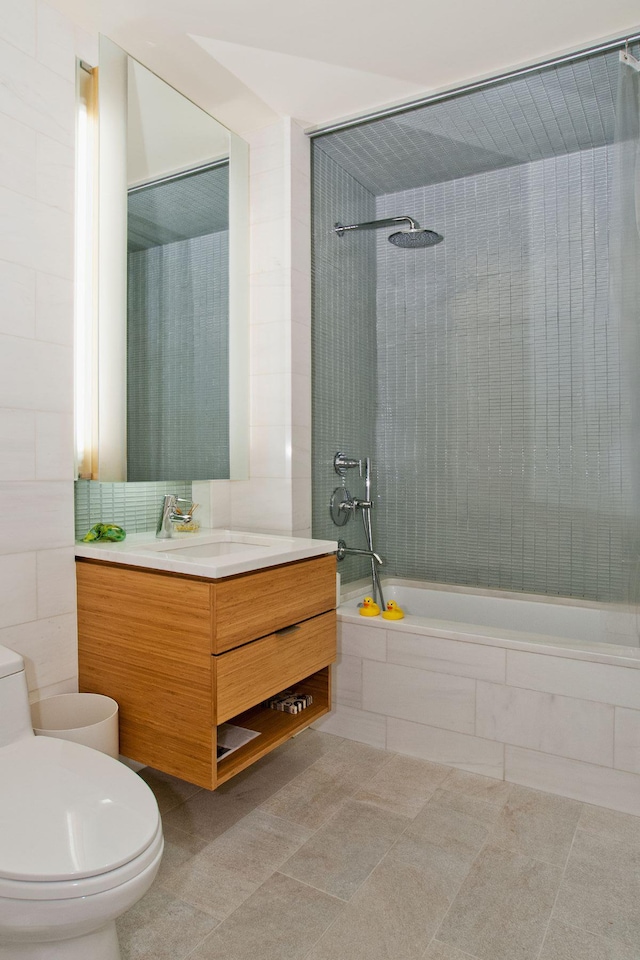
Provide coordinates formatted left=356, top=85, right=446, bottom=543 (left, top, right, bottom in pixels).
left=54, top=0, right=640, bottom=136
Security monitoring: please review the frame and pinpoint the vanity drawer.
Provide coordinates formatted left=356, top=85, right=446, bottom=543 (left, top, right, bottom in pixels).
left=211, top=555, right=336, bottom=653
left=214, top=610, right=336, bottom=723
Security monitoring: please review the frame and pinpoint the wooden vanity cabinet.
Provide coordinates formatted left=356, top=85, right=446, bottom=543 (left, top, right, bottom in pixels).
left=76, top=554, right=337, bottom=789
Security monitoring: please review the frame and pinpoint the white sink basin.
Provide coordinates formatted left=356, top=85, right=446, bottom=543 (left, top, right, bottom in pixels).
left=75, top=528, right=337, bottom=579
left=140, top=532, right=281, bottom=560
left=156, top=541, right=269, bottom=558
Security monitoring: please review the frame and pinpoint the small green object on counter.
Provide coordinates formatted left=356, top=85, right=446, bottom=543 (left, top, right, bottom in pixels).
left=82, top=523, right=126, bottom=543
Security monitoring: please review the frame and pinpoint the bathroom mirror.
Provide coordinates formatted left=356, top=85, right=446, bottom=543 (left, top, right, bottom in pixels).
left=94, top=36, right=249, bottom=482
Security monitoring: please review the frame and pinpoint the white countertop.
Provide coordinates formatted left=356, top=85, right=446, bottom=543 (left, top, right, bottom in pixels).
left=75, top=528, right=338, bottom=580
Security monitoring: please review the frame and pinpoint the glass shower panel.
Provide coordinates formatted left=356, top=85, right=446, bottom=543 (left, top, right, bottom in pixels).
left=312, top=47, right=635, bottom=606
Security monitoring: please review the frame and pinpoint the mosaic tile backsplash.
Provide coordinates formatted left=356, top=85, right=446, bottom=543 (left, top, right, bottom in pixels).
left=74, top=480, right=192, bottom=541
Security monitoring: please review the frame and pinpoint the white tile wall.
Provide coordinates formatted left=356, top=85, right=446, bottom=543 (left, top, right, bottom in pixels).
left=614, top=708, right=640, bottom=775
left=332, top=652, right=362, bottom=708
left=0, top=336, right=73, bottom=412
left=387, top=717, right=505, bottom=779
left=363, top=660, right=476, bottom=734
left=0, top=481, right=74, bottom=555
left=1, top=0, right=36, bottom=57
left=36, top=411, right=74, bottom=480
left=387, top=631, right=506, bottom=681
left=326, top=615, right=640, bottom=815
left=476, top=680, right=614, bottom=766
left=0, top=553, right=38, bottom=628
left=231, top=478, right=293, bottom=533
left=36, top=547, right=77, bottom=619
left=191, top=479, right=232, bottom=529
left=0, top=113, right=37, bottom=198
left=35, top=272, right=74, bottom=346
left=505, top=746, right=640, bottom=817
left=339, top=620, right=387, bottom=661
left=0, top=613, right=77, bottom=695
left=0, top=410, right=36, bottom=480
left=507, top=650, right=640, bottom=710
left=36, top=135, right=74, bottom=213
left=0, top=0, right=89, bottom=698
left=235, top=118, right=312, bottom=534
left=36, top=2, right=77, bottom=81
left=314, top=702, right=387, bottom=748
left=0, top=259, right=35, bottom=338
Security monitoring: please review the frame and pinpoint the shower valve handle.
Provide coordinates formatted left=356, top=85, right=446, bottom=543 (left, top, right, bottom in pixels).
left=334, top=452, right=363, bottom=477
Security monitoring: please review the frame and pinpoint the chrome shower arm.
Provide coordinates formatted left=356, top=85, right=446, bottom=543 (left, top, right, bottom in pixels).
left=334, top=216, right=418, bottom=236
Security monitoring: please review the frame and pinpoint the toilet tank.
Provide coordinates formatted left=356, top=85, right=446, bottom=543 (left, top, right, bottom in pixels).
left=0, top=645, right=35, bottom=747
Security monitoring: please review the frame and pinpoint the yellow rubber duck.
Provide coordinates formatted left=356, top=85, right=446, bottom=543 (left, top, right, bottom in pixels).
left=382, top=600, right=405, bottom=620
left=359, top=596, right=381, bottom=617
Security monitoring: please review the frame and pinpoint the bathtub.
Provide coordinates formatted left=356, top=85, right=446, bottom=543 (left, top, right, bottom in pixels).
left=314, top=577, right=640, bottom=816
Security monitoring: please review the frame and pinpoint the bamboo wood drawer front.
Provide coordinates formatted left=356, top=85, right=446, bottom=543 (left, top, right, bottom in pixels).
left=77, top=561, right=214, bottom=787
left=77, top=553, right=337, bottom=790
left=211, top=555, right=336, bottom=653
left=214, top=610, right=337, bottom=723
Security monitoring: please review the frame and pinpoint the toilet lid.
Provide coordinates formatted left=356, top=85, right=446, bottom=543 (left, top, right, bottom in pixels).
left=0, top=736, right=160, bottom=882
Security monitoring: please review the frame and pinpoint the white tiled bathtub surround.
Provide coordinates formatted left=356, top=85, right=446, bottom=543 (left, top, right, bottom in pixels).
left=315, top=578, right=640, bottom=815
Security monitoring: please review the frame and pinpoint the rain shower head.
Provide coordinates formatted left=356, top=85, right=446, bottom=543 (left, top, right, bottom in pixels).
left=334, top=216, right=443, bottom=248
left=389, top=227, right=443, bottom=248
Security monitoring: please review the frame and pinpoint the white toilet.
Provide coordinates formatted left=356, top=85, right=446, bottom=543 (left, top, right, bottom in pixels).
left=0, top=644, right=163, bottom=960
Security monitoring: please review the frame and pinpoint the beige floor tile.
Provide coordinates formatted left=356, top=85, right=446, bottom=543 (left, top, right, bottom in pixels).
left=185, top=872, right=344, bottom=960
left=280, top=798, right=408, bottom=900
left=161, top=788, right=257, bottom=842
left=553, top=831, right=640, bottom=946
left=306, top=857, right=454, bottom=960
left=158, top=737, right=333, bottom=840
left=436, top=842, right=563, bottom=960
left=539, top=919, right=639, bottom=960
left=155, top=822, right=210, bottom=884
left=423, top=943, right=480, bottom=960
left=387, top=834, right=471, bottom=901
left=398, top=786, right=502, bottom=865
left=127, top=736, right=640, bottom=960
left=259, top=765, right=359, bottom=829
left=440, top=768, right=512, bottom=807
left=260, top=737, right=391, bottom=828
left=159, top=810, right=312, bottom=919
left=310, top=736, right=392, bottom=778
left=577, top=803, right=640, bottom=845
left=116, top=886, right=219, bottom=960
left=354, top=754, right=451, bottom=818
left=210, top=730, right=341, bottom=808
left=138, top=766, right=203, bottom=815
left=489, top=784, right=582, bottom=865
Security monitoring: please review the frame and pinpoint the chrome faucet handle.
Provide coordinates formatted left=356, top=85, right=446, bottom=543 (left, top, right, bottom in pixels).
left=156, top=494, right=178, bottom=540
left=351, top=497, right=373, bottom=510
left=334, top=452, right=363, bottom=478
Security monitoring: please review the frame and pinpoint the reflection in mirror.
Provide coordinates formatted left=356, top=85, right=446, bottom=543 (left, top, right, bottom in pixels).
left=127, top=163, right=230, bottom=480
left=90, top=37, right=248, bottom=482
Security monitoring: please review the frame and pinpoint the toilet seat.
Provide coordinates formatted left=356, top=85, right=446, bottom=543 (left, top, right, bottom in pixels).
left=0, top=737, right=160, bottom=889
left=0, top=823, right=163, bottom=901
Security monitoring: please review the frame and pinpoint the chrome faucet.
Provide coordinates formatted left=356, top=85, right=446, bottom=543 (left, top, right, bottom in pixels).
left=336, top=540, right=383, bottom=565
left=156, top=495, right=192, bottom=539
